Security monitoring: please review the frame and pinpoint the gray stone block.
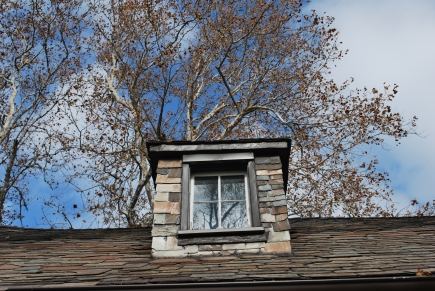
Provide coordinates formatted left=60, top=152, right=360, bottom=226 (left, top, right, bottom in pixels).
left=155, top=192, right=169, bottom=202
left=153, top=214, right=166, bottom=224
left=268, top=228, right=290, bottom=242
left=254, top=157, right=270, bottom=164
left=259, top=202, right=272, bottom=207
left=168, top=168, right=182, bottom=178
left=222, top=243, right=246, bottom=250
left=168, top=192, right=181, bottom=202
left=156, top=168, right=169, bottom=174
left=259, top=197, right=276, bottom=202
left=152, top=225, right=179, bottom=237
left=153, top=250, right=187, bottom=258
left=272, top=195, right=286, bottom=201
left=258, top=190, right=272, bottom=195
left=269, top=156, right=281, bottom=164
left=258, top=184, right=272, bottom=191
left=184, top=245, right=199, bottom=254
left=258, top=191, right=270, bottom=198
left=272, top=199, right=287, bottom=207
left=152, top=236, right=166, bottom=250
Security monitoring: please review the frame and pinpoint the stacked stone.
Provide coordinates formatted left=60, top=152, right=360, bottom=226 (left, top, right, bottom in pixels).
left=255, top=156, right=291, bottom=254
left=151, top=160, right=184, bottom=257
left=151, top=157, right=291, bottom=257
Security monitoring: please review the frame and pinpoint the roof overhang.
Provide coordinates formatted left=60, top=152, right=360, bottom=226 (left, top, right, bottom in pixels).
left=147, top=138, right=291, bottom=190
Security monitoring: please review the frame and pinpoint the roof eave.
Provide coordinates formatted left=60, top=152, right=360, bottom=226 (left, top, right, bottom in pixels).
left=7, top=276, right=435, bottom=291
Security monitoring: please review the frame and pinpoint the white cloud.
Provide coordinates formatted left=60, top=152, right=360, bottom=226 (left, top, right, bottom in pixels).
left=309, top=0, right=435, bottom=209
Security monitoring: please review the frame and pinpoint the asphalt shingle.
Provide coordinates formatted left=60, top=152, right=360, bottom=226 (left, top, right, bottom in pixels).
left=1, top=217, right=434, bottom=287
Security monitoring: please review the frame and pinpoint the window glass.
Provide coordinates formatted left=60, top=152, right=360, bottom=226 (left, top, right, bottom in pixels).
left=191, top=173, right=249, bottom=230
left=221, top=175, right=245, bottom=200
left=222, top=201, right=248, bottom=228
left=192, top=203, right=218, bottom=229
left=193, top=176, right=218, bottom=201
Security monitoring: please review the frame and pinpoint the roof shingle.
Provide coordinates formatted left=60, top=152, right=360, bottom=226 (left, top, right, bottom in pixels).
left=1, top=217, right=434, bottom=287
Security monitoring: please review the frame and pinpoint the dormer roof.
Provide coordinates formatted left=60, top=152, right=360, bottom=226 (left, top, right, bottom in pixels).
left=147, top=138, right=291, bottom=191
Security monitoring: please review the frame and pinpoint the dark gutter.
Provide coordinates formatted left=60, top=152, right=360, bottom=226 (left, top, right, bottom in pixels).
left=7, top=276, right=435, bottom=291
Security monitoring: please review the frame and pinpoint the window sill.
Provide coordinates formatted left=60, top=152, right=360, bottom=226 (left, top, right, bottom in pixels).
left=177, top=227, right=265, bottom=241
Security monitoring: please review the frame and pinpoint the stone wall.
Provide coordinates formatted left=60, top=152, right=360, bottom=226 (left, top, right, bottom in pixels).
left=151, top=156, right=291, bottom=258
left=255, top=156, right=291, bottom=253
left=151, top=160, right=184, bottom=257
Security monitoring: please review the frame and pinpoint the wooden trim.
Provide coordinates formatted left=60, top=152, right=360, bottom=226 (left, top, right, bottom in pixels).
left=181, top=164, right=190, bottom=230
left=178, top=227, right=264, bottom=237
left=150, top=142, right=288, bottom=152
left=183, top=152, right=254, bottom=162
left=248, top=161, right=261, bottom=227
left=178, top=232, right=267, bottom=245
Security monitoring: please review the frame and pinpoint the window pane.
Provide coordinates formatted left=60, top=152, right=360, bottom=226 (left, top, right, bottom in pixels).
left=194, top=176, right=218, bottom=201
left=221, top=202, right=248, bottom=228
left=221, top=175, right=245, bottom=201
left=192, top=202, right=218, bottom=229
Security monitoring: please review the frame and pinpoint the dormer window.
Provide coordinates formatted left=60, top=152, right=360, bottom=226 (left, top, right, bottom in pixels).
left=191, top=172, right=250, bottom=230
left=147, top=139, right=292, bottom=258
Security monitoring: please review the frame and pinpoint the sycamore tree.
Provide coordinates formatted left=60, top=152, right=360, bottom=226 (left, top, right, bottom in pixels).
left=0, top=0, right=87, bottom=224
left=4, top=0, right=417, bottom=227
left=44, top=0, right=423, bottom=229
left=49, top=0, right=191, bottom=227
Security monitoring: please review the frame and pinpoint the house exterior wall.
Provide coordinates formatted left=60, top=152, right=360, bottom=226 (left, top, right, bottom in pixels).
left=151, top=156, right=291, bottom=258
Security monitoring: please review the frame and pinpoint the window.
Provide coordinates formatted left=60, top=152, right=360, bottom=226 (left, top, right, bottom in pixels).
left=190, top=172, right=251, bottom=230
left=180, top=152, right=261, bottom=232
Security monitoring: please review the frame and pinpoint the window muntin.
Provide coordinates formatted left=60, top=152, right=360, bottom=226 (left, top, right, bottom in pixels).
left=190, top=172, right=250, bottom=230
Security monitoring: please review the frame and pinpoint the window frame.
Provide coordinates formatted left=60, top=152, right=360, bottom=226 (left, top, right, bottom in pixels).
left=180, top=152, right=261, bottom=233
left=189, top=171, right=251, bottom=230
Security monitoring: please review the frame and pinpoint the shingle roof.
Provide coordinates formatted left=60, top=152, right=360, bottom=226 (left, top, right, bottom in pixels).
left=1, top=217, right=434, bottom=288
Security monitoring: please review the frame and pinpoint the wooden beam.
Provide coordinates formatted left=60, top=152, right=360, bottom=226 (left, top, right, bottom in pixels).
left=183, top=152, right=253, bottom=162
left=150, top=142, right=288, bottom=152
left=178, top=227, right=264, bottom=237
left=177, top=233, right=268, bottom=246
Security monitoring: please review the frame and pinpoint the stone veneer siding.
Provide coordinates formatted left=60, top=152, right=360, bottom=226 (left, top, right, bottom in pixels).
left=151, top=156, right=291, bottom=258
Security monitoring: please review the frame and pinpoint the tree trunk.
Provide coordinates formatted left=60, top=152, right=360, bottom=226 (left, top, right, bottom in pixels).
left=0, top=139, right=18, bottom=224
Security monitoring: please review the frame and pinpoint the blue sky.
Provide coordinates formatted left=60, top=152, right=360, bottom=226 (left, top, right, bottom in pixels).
left=309, top=0, right=435, bottom=212
left=7, top=0, right=435, bottom=227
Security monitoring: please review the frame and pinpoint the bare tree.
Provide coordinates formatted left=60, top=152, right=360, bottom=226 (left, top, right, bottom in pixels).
left=166, top=1, right=416, bottom=217
left=47, top=0, right=189, bottom=227
left=0, top=0, right=86, bottom=224
left=51, top=0, right=418, bottom=227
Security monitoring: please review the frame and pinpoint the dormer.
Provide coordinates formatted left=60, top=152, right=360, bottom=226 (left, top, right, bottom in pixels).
left=147, top=139, right=291, bottom=258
